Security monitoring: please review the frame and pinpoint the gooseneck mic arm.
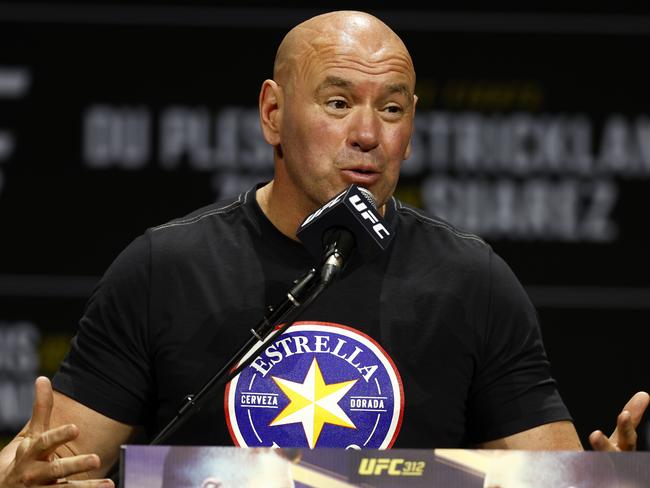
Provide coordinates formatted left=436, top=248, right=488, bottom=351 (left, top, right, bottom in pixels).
left=319, top=227, right=355, bottom=284
left=150, top=261, right=331, bottom=446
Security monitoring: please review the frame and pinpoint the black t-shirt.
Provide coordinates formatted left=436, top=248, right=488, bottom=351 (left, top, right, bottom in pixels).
left=53, top=186, right=571, bottom=449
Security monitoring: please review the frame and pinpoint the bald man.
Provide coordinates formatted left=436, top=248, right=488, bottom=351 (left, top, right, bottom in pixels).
left=1, top=10, right=647, bottom=488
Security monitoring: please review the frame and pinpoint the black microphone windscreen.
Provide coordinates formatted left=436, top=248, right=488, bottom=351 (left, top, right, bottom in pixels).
left=296, top=184, right=393, bottom=263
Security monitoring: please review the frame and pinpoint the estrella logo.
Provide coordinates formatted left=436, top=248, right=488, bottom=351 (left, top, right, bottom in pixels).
left=225, top=322, right=403, bottom=449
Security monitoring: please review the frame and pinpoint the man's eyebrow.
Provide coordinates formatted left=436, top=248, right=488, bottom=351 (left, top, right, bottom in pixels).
left=316, top=76, right=412, bottom=99
left=316, top=76, right=353, bottom=93
left=387, top=83, right=412, bottom=98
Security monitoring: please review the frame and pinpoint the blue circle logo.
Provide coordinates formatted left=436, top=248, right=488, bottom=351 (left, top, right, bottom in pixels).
left=225, top=322, right=403, bottom=449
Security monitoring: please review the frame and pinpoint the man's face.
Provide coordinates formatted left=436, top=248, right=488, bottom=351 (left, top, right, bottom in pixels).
left=275, top=29, right=416, bottom=213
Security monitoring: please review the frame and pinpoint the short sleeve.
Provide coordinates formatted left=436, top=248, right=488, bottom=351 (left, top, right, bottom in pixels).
left=52, top=232, right=153, bottom=425
left=466, top=248, right=572, bottom=443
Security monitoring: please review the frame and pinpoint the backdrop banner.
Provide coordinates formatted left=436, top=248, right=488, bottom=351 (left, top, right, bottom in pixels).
left=1, top=5, right=649, bottom=449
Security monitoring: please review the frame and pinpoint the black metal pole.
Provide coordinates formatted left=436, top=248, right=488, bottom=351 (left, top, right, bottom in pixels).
left=150, top=265, right=329, bottom=446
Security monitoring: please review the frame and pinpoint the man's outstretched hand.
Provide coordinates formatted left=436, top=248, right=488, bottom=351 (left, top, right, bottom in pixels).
left=589, top=391, right=650, bottom=451
left=0, top=376, right=114, bottom=487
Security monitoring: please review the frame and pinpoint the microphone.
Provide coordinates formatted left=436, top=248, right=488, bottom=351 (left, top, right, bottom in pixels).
left=296, top=184, right=393, bottom=283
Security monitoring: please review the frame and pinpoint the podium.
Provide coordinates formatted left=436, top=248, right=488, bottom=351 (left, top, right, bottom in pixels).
left=120, top=445, right=650, bottom=487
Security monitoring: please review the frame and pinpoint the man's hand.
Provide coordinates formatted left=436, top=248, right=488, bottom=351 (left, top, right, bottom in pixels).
left=589, top=391, right=650, bottom=451
left=0, top=376, right=114, bottom=487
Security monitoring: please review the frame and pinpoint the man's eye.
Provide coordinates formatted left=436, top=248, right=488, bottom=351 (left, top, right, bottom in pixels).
left=327, top=99, right=348, bottom=110
left=384, top=105, right=403, bottom=114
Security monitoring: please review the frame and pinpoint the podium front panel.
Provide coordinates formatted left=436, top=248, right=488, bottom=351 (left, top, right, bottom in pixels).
left=120, top=445, right=650, bottom=487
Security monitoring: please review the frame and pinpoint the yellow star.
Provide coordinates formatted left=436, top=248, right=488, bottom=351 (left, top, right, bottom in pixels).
left=270, top=357, right=357, bottom=448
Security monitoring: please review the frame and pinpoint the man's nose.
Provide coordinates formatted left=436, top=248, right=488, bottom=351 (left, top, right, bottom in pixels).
left=347, top=106, right=380, bottom=151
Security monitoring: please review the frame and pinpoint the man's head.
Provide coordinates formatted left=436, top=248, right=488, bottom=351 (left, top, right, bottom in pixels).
left=259, top=10, right=417, bottom=217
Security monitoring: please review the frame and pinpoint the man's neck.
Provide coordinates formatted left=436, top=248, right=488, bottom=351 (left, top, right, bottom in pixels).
left=256, top=181, right=304, bottom=242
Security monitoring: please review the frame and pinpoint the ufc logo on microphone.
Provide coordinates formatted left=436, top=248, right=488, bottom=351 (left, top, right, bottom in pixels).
left=348, top=195, right=390, bottom=239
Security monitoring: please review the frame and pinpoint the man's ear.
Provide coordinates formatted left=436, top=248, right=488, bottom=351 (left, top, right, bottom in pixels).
left=404, top=94, right=418, bottom=160
left=259, top=79, right=283, bottom=146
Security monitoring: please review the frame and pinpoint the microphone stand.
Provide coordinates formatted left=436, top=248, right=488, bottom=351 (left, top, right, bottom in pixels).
left=150, top=259, right=337, bottom=446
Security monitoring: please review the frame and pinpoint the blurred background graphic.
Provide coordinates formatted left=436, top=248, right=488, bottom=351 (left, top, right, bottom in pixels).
left=0, top=1, right=648, bottom=449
